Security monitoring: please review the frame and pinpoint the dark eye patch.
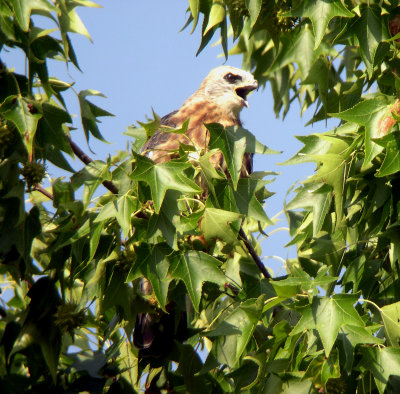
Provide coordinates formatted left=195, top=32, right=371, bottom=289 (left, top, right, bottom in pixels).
left=224, top=73, right=242, bottom=83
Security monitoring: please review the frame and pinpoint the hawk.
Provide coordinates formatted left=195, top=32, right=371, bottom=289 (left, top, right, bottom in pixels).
left=134, top=66, right=258, bottom=358
left=142, top=65, right=258, bottom=175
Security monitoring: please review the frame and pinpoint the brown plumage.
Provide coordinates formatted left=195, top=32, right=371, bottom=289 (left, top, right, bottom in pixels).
left=134, top=66, right=258, bottom=359
left=142, top=65, right=258, bottom=176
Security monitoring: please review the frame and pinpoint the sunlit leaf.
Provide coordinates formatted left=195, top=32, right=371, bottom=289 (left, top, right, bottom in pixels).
left=292, top=294, right=365, bottom=356
left=289, top=0, right=353, bottom=49
left=359, top=347, right=400, bottom=394
left=169, top=251, right=226, bottom=312
left=130, top=154, right=202, bottom=213
left=0, top=95, right=42, bottom=159
left=202, top=207, right=243, bottom=244
left=9, top=0, right=57, bottom=31
left=380, top=302, right=400, bottom=347
left=78, top=89, right=114, bottom=143
left=374, top=132, right=400, bottom=177
left=331, top=95, right=392, bottom=167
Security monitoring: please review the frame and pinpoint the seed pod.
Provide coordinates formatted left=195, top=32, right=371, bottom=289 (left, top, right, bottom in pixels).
left=21, top=161, right=46, bottom=191
left=54, top=303, right=85, bottom=338
left=258, top=0, right=298, bottom=35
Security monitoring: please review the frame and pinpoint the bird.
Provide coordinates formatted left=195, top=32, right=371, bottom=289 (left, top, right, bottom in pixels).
left=141, top=65, right=258, bottom=175
left=133, top=65, right=258, bottom=362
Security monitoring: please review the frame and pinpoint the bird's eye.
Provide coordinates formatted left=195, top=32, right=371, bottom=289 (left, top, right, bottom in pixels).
left=224, top=73, right=242, bottom=83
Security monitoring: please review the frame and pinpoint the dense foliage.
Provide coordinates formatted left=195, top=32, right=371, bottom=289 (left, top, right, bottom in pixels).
left=1, top=0, right=400, bottom=392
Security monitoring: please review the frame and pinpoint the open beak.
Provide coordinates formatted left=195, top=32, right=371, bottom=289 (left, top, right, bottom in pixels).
left=235, top=80, right=258, bottom=107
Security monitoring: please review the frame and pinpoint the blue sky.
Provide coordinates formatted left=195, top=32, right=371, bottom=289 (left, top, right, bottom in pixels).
left=4, top=1, right=337, bottom=275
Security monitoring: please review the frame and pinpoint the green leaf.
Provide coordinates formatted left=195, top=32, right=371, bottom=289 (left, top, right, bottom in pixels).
left=58, top=0, right=99, bottom=42
left=176, top=344, right=204, bottom=390
left=169, top=251, right=226, bottom=312
left=331, top=95, right=392, bottom=167
left=270, top=277, right=301, bottom=298
left=303, top=135, right=352, bottom=224
left=204, top=0, right=225, bottom=34
left=146, top=190, right=181, bottom=249
left=209, top=296, right=264, bottom=367
left=286, top=183, right=332, bottom=235
left=374, top=132, right=400, bottom=177
left=282, top=378, right=313, bottom=394
left=124, top=124, right=147, bottom=152
left=52, top=179, right=74, bottom=209
left=225, top=125, right=280, bottom=155
left=206, top=123, right=246, bottom=189
left=202, top=207, right=243, bottom=244
left=0, top=96, right=42, bottom=159
left=245, top=0, right=261, bottom=27
left=359, top=347, right=400, bottom=394
left=136, top=109, right=161, bottom=138
left=338, top=324, right=383, bottom=373
left=115, top=195, right=140, bottom=238
left=71, top=160, right=111, bottom=205
left=94, top=199, right=117, bottom=222
left=102, top=270, right=132, bottom=318
left=20, top=278, right=61, bottom=383
left=78, top=90, right=114, bottom=143
left=292, top=294, right=365, bottom=356
left=129, top=244, right=171, bottom=310
left=271, top=268, right=337, bottom=298
left=380, top=302, right=400, bottom=347
left=321, top=350, right=340, bottom=385
left=88, top=218, right=103, bottom=264
left=130, top=154, right=202, bottom=213
left=281, top=134, right=333, bottom=166
left=289, top=0, right=353, bottom=49
left=9, top=0, right=57, bottom=31
left=268, top=25, right=335, bottom=79
left=234, top=178, right=273, bottom=225
left=199, top=150, right=224, bottom=199
left=188, top=0, right=200, bottom=32
left=36, top=102, right=73, bottom=155
left=350, top=4, right=389, bottom=78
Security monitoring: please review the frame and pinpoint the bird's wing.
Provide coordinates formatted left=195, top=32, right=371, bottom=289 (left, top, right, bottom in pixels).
left=160, top=110, right=179, bottom=126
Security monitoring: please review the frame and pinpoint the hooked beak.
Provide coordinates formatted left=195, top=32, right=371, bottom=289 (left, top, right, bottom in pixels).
left=235, top=80, right=258, bottom=107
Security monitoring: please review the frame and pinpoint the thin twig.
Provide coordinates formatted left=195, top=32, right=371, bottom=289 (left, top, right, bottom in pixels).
left=68, top=136, right=119, bottom=195
left=33, top=185, right=53, bottom=200
left=239, top=228, right=271, bottom=279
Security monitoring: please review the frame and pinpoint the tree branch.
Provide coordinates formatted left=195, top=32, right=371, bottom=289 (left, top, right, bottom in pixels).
left=33, top=185, right=53, bottom=200
left=239, top=228, right=271, bottom=279
left=68, top=136, right=119, bottom=195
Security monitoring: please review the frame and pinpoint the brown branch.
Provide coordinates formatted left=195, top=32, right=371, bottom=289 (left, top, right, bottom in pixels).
left=239, top=228, right=271, bottom=279
left=33, top=185, right=53, bottom=200
left=68, top=136, right=119, bottom=195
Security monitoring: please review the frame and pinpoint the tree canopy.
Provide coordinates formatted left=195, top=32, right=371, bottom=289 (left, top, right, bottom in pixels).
left=1, top=0, right=400, bottom=393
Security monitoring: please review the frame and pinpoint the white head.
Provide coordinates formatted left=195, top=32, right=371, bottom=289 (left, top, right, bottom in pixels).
left=194, top=66, right=258, bottom=116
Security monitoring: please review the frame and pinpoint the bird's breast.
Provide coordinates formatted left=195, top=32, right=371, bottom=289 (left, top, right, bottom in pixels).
left=143, top=101, right=241, bottom=164
left=170, top=101, right=240, bottom=149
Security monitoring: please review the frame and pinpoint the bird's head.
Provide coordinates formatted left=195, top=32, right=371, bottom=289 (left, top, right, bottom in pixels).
left=197, top=66, right=258, bottom=115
